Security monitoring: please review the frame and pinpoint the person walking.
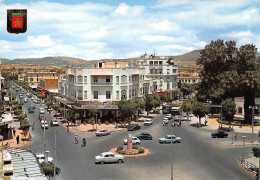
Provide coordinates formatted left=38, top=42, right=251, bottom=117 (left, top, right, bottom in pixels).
left=16, top=135, right=19, bottom=144
left=13, top=129, right=16, bottom=136
left=81, top=138, right=86, bottom=147
left=67, top=126, right=70, bottom=133
left=204, top=119, right=207, bottom=126
left=234, top=133, right=238, bottom=141
left=75, top=134, right=78, bottom=144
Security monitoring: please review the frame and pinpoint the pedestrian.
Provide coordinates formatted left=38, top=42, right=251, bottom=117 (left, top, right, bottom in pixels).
left=204, top=119, right=207, bottom=126
left=67, top=126, right=70, bottom=133
left=162, top=121, right=165, bottom=127
left=115, top=122, right=118, bottom=129
left=16, top=135, right=19, bottom=144
left=75, top=134, right=78, bottom=144
left=179, top=121, right=181, bottom=126
left=13, top=129, right=16, bottom=136
left=234, top=133, right=238, bottom=141
left=32, top=122, right=35, bottom=130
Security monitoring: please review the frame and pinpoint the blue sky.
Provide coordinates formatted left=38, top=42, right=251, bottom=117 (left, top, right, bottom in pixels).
left=0, top=0, right=259, bottom=60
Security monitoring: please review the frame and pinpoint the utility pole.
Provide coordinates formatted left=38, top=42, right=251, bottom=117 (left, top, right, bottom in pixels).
left=54, top=130, right=57, bottom=180
left=249, top=105, right=258, bottom=143
left=43, top=120, right=46, bottom=162
left=171, top=117, right=173, bottom=180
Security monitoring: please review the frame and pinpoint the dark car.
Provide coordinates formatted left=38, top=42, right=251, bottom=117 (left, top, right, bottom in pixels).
left=211, top=131, right=228, bottom=138
left=127, top=124, right=141, bottom=131
left=135, top=132, right=153, bottom=140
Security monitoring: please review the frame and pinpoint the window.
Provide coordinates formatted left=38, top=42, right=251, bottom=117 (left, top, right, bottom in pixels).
left=167, top=82, right=170, bottom=89
left=94, top=76, right=98, bottom=82
left=106, top=91, right=111, bottom=99
left=94, top=91, right=98, bottom=99
left=159, top=61, right=162, bottom=65
left=173, top=69, right=177, bottom=73
left=129, top=76, right=131, bottom=82
left=116, top=76, right=119, bottom=83
left=106, top=76, right=110, bottom=83
left=149, top=61, right=153, bottom=65
left=150, top=69, right=153, bottom=74
left=116, top=91, right=119, bottom=99
left=238, top=107, right=242, bottom=114
left=154, top=61, right=158, bottom=65
left=77, top=75, right=83, bottom=83
left=84, top=76, right=87, bottom=83
left=30, top=78, right=33, bottom=82
left=167, top=69, right=170, bottom=74
left=121, top=75, right=127, bottom=82
left=84, top=91, right=87, bottom=99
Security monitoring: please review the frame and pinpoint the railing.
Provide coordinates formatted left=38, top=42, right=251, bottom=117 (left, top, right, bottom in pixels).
left=91, top=82, right=113, bottom=85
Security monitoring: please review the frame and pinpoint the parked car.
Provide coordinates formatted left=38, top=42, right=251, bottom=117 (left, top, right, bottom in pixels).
left=144, top=119, right=153, bottom=126
left=159, top=135, right=181, bottom=143
left=211, top=131, right=228, bottom=138
left=39, top=108, right=45, bottom=114
left=163, top=118, right=169, bottom=124
left=50, top=119, right=59, bottom=126
left=127, top=124, right=141, bottom=131
left=23, top=98, right=28, bottom=103
left=36, top=154, right=53, bottom=164
left=165, top=114, right=172, bottom=120
left=135, top=132, right=153, bottom=140
left=41, top=120, right=48, bottom=129
left=30, top=104, right=35, bottom=109
left=95, top=129, right=111, bottom=136
left=95, top=152, right=124, bottom=164
left=123, top=136, right=140, bottom=145
left=39, top=115, right=45, bottom=121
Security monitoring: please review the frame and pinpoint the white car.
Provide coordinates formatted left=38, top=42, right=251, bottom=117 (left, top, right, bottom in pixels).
left=163, top=118, right=169, bottom=124
left=165, top=114, right=172, bottom=120
left=95, top=129, right=111, bottom=136
left=39, top=108, right=45, bottom=114
left=95, top=152, right=124, bottom=164
left=41, top=120, right=49, bottom=129
left=50, top=119, right=59, bottom=126
left=36, top=154, right=53, bottom=164
left=144, top=119, right=153, bottom=126
left=123, top=136, right=140, bottom=145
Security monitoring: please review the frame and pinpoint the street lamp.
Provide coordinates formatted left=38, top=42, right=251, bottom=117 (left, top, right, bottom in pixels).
left=242, top=136, right=246, bottom=163
left=249, top=105, right=258, bottom=143
left=0, top=135, right=3, bottom=179
left=171, top=117, right=173, bottom=180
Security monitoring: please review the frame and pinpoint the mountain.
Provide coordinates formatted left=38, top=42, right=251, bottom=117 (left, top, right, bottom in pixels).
left=1, top=50, right=259, bottom=67
left=168, top=50, right=201, bottom=66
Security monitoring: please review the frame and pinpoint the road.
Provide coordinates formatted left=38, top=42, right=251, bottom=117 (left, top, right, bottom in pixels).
left=11, top=84, right=254, bottom=180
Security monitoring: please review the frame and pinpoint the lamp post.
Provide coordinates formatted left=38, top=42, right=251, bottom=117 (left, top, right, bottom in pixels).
left=0, top=135, right=3, bottom=179
left=242, top=136, right=246, bottom=163
left=171, top=117, right=173, bottom=180
left=95, top=114, right=97, bottom=131
left=249, top=105, right=258, bottom=143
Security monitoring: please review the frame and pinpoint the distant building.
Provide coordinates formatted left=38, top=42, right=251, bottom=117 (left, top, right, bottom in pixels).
left=39, top=78, right=59, bottom=93
left=178, top=72, right=200, bottom=84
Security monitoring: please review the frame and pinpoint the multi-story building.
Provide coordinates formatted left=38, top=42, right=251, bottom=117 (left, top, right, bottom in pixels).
left=58, top=54, right=179, bottom=121
left=178, top=72, right=200, bottom=84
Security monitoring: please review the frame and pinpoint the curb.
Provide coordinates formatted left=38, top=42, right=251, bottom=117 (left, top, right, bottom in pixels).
left=238, top=160, right=257, bottom=174
left=229, top=143, right=260, bottom=147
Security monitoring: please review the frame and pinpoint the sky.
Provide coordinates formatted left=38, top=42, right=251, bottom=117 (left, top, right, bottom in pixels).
left=0, top=0, right=260, bottom=60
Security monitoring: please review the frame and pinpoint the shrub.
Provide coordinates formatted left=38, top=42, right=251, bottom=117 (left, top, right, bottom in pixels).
left=118, top=150, right=125, bottom=155
left=138, top=148, right=144, bottom=154
left=117, top=146, right=123, bottom=151
left=132, top=145, right=138, bottom=149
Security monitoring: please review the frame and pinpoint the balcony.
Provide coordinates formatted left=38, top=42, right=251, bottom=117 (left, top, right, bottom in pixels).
left=91, top=82, right=113, bottom=86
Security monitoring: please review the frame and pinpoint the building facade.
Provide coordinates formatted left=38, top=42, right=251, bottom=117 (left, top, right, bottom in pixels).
left=59, top=54, right=179, bottom=105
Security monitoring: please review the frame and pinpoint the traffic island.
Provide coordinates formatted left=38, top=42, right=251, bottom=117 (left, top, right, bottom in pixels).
left=109, top=146, right=150, bottom=157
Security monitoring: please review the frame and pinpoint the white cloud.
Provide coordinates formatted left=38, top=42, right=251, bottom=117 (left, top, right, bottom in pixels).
left=0, top=0, right=259, bottom=60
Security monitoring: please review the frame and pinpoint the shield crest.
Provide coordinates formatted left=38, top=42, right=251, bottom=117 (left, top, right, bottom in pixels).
left=7, top=9, right=27, bottom=34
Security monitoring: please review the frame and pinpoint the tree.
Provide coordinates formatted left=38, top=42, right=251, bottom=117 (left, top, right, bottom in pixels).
left=134, top=98, right=145, bottom=116
left=180, top=83, right=193, bottom=99
left=118, top=100, right=136, bottom=123
left=252, top=147, right=260, bottom=176
left=41, top=162, right=61, bottom=180
left=45, top=99, right=52, bottom=109
left=144, top=95, right=154, bottom=116
left=181, top=99, right=192, bottom=121
left=192, top=99, right=209, bottom=127
left=221, top=98, right=236, bottom=129
left=197, top=40, right=260, bottom=123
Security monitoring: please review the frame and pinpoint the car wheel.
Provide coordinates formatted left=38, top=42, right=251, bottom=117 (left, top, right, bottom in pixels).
left=163, top=141, right=166, bottom=144
left=118, top=159, right=123, bottom=164
left=101, top=161, right=104, bottom=165
left=136, top=142, right=140, bottom=144
left=177, top=141, right=181, bottom=143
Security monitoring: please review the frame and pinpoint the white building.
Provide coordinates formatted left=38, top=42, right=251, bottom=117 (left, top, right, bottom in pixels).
left=59, top=54, right=178, bottom=104
left=58, top=54, right=179, bottom=121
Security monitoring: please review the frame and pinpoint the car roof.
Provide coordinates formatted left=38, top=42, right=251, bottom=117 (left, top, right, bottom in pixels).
left=101, top=152, right=114, bottom=155
left=141, top=132, right=150, bottom=135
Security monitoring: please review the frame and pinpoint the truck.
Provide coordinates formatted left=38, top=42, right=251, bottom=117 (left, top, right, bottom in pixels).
left=28, top=107, right=35, bottom=113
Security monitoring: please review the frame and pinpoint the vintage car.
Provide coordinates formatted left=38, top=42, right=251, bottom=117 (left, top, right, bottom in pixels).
left=135, top=132, right=153, bottom=140
left=144, top=119, right=153, bottom=126
left=50, top=119, right=59, bottom=126
left=95, top=129, right=111, bottom=136
left=95, top=152, right=124, bottom=164
left=123, top=136, right=140, bottom=145
left=211, top=131, right=228, bottom=138
left=159, top=135, right=181, bottom=143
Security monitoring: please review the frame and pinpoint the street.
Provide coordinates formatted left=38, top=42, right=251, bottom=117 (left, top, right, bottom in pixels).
left=19, top=97, right=254, bottom=180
